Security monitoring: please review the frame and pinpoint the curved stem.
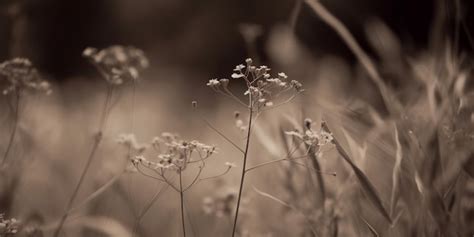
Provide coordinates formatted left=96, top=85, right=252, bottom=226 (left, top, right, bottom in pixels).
left=179, top=171, right=186, bottom=237
left=68, top=171, right=123, bottom=214
left=133, top=181, right=171, bottom=237
left=52, top=86, right=114, bottom=237
left=1, top=90, right=20, bottom=166
left=231, top=105, right=253, bottom=237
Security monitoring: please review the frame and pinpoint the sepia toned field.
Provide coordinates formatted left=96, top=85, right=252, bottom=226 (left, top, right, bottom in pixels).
left=0, top=0, right=473, bottom=236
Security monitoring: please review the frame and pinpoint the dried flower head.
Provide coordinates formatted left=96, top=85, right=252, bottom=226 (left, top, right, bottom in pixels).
left=83, top=45, right=149, bottom=85
left=208, top=58, right=303, bottom=111
left=0, top=58, right=52, bottom=95
left=285, top=120, right=333, bottom=154
left=0, top=214, right=20, bottom=235
left=132, top=133, right=216, bottom=172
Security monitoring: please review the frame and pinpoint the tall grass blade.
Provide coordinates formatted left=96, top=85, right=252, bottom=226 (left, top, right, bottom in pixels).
left=322, top=122, right=392, bottom=224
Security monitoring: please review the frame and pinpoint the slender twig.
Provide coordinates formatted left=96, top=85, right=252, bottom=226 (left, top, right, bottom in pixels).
left=196, top=166, right=232, bottom=183
left=1, top=90, right=20, bottom=166
left=183, top=166, right=204, bottom=192
left=68, top=171, right=124, bottom=214
left=132, top=181, right=171, bottom=237
left=52, top=86, right=114, bottom=237
left=195, top=111, right=244, bottom=154
left=246, top=155, right=308, bottom=173
left=179, top=171, right=187, bottom=237
left=231, top=101, right=254, bottom=237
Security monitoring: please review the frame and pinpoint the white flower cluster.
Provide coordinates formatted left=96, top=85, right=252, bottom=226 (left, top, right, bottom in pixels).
left=0, top=214, right=20, bottom=235
left=285, top=119, right=333, bottom=151
left=285, top=129, right=333, bottom=147
left=83, top=45, right=149, bottom=85
left=0, top=58, right=52, bottom=95
left=207, top=58, right=303, bottom=111
left=130, top=133, right=216, bottom=171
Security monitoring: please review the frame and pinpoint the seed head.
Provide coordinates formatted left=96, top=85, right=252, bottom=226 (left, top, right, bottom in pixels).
left=83, top=45, right=148, bottom=85
left=0, top=58, right=52, bottom=95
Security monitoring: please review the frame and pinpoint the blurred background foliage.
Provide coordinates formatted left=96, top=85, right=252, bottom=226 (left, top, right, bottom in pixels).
left=0, top=0, right=472, bottom=81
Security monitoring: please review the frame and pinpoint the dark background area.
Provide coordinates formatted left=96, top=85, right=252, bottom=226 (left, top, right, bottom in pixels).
left=0, top=0, right=472, bottom=81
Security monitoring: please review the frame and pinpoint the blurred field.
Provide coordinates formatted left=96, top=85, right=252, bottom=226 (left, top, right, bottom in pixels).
left=1, top=1, right=474, bottom=237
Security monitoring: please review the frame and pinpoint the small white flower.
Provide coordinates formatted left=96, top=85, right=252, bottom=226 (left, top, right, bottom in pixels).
left=264, top=101, right=273, bottom=107
left=207, top=79, right=220, bottom=87
left=225, top=162, right=237, bottom=168
left=278, top=72, right=288, bottom=79
left=233, top=64, right=246, bottom=71
left=231, top=73, right=245, bottom=79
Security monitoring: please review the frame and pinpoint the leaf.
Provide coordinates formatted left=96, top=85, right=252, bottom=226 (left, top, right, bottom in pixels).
left=360, top=216, right=379, bottom=237
left=341, top=128, right=368, bottom=167
left=322, top=122, right=393, bottom=224
left=389, top=124, right=403, bottom=218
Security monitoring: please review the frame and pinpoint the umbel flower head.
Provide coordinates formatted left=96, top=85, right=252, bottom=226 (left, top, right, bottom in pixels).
left=207, top=58, right=304, bottom=111
left=0, top=213, right=20, bottom=235
left=0, top=58, right=52, bottom=95
left=83, top=45, right=149, bottom=85
left=130, top=132, right=217, bottom=172
left=285, top=118, right=333, bottom=156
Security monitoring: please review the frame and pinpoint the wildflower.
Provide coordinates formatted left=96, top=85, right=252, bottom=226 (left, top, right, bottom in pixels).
left=219, top=78, right=229, bottom=88
left=233, top=64, right=246, bottom=71
left=0, top=58, right=52, bottom=95
left=208, top=58, right=304, bottom=112
left=278, top=72, right=288, bottom=79
left=285, top=120, right=333, bottom=151
left=0, top=214, right=20, bottom=235
left=133, top=133, right=216, bottom=172
left=318, top=131, right=334, bottom=146
left=206, top=79, right=220, bottom=88
left=231, top=73, right=245, bottom=79
left=290, top=80, right=304, bottom=92
left=83, top=45, right=148, bottom=85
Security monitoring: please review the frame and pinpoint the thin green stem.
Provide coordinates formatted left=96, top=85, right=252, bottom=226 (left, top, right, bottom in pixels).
left=52, top=86, right=114, bottom=237
left=231, top=105, right=253, bottom=237
left=1, top=90, right=20, bottom=166
left=179, top=171, right=186, bottom=237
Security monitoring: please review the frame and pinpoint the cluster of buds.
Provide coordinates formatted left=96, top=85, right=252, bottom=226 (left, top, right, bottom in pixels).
left=285, top=119, right=333, bottom=155
left=83, top=45, right=149, bottom=85
left=0, top=214, right=20, bottom=235
left=130, top=132, right=216, bottom=172
left=0, top=58, right=51, bottom=95
left=202, top=188, right=238, bottom=218
left=207, top=58, right=303, bottom=111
